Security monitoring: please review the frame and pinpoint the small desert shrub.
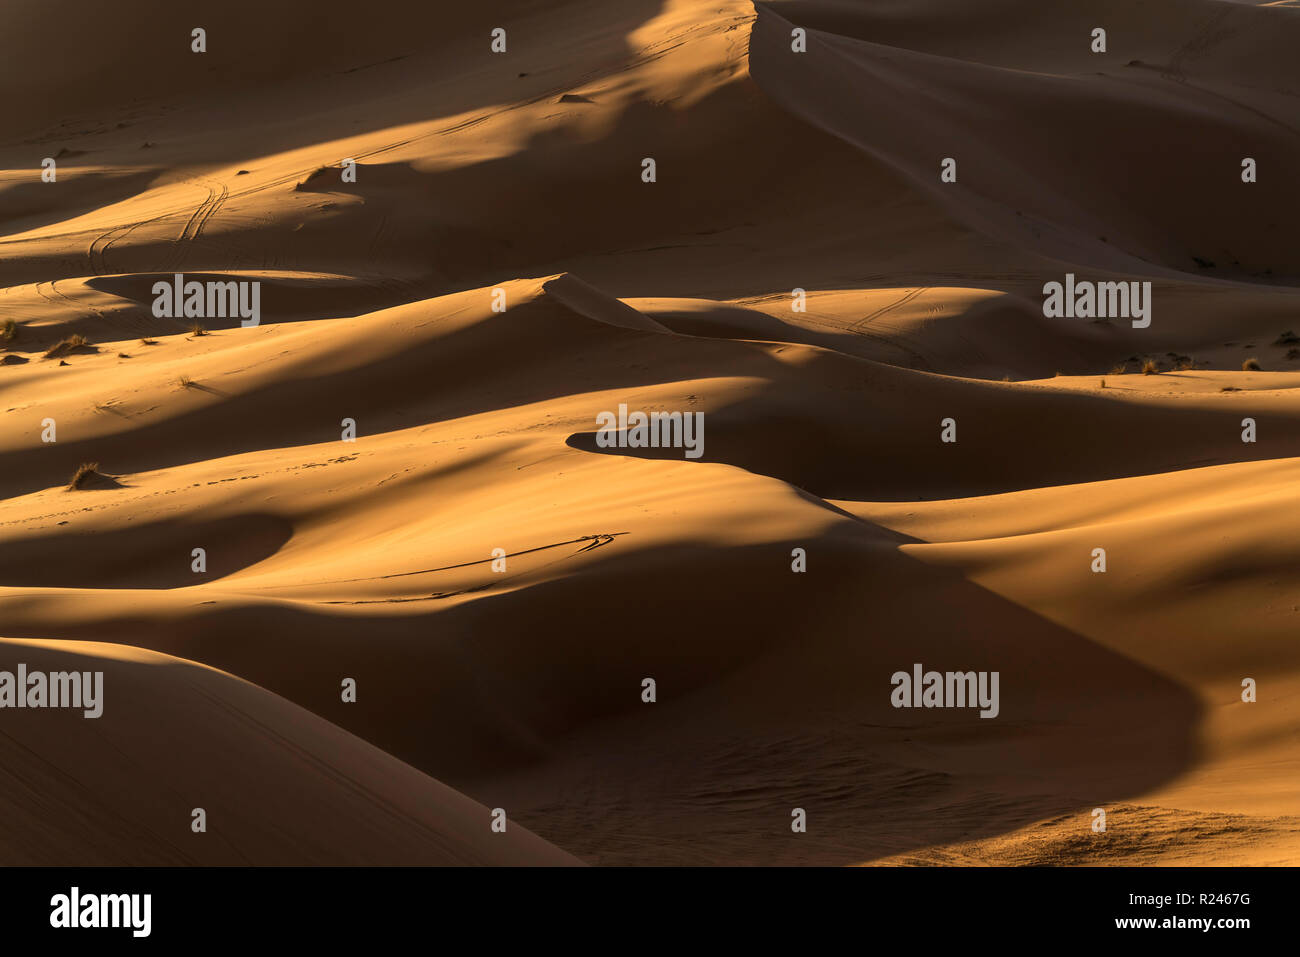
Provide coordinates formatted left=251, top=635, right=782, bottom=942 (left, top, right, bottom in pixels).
left=1221, top=386, right=1242, bottom=392
left=43, top=334, right=88, bottom=359
left=1242, top=358, right=1261, bottom=371
left=1, top=319, right=16, bottom=342
left=178, top=374, right=194, bottom=389
left=1109, top=363, right=1127, bottom=375
left=1141, top=359, right=1159, bottom=375
left=189, top=323, right=207, bottom=337
left=1100, top=378, right=1106, bottom=388
left=67, top=462, right=101, bottom=490
left=1274, top=330, right=1300, bottom=345
left=139, top=338, right=157, bottom=346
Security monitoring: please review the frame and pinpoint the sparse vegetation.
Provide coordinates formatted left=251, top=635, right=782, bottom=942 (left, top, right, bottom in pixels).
left=1243, top=358, right=1261, bottom=371
left=189, top=323, right=207, bottom=338
left=1221, top=386, right=1242, bottom=392
left=1100, top=378, right=1106, bottom=389
left=67, top=462, right=101, bottom=491
left=139, top=338, right=157, bottom=346
left=1, top=319, right=16, bottom=343
left=1109, top=363, right=1127, bottom=375
left=178, top=374, right=194, bottom=389
left=43, top=334, right=88, bottom=359
left=1142, top=359, right=1159, bottom=375
left=1274, top=330, right=1300, bottom=345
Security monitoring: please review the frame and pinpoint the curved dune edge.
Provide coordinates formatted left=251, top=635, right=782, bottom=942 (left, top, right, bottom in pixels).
left=750, top=0, right=1300, bottom=280
left=0, top=637, right=579, bottom=865
left=2, top=280, right=1298, bottom=864
left=2, top=275, right=1290, bottom=863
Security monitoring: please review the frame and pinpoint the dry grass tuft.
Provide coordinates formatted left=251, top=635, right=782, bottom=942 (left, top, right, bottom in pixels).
left=43, top=334, right=88, bottom=359
left=67, top=462, right=101, bottom=490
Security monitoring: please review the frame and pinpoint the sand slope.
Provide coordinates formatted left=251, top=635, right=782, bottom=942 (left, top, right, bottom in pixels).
left=0, top=638, right=577, bottom=864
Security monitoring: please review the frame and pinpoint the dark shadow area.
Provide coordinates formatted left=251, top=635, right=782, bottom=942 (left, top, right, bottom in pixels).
left=566, top=346, right=1300, bottom=500
left=2, top=521, right=1201, bottom=865
left=0, top=169, right=161, bottom=237
left=85, top=272, right=409, bottom=331
left=0, top=513, right=291, bottom=588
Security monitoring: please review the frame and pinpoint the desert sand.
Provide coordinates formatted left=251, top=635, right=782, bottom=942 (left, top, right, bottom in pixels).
left=1, top=0, right=1298, bottom=864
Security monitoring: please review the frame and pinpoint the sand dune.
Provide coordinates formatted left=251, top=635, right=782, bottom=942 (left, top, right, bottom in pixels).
left=0, top=638, right=577, bottom=864
left=3, top=0, right=1298, bottom=865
